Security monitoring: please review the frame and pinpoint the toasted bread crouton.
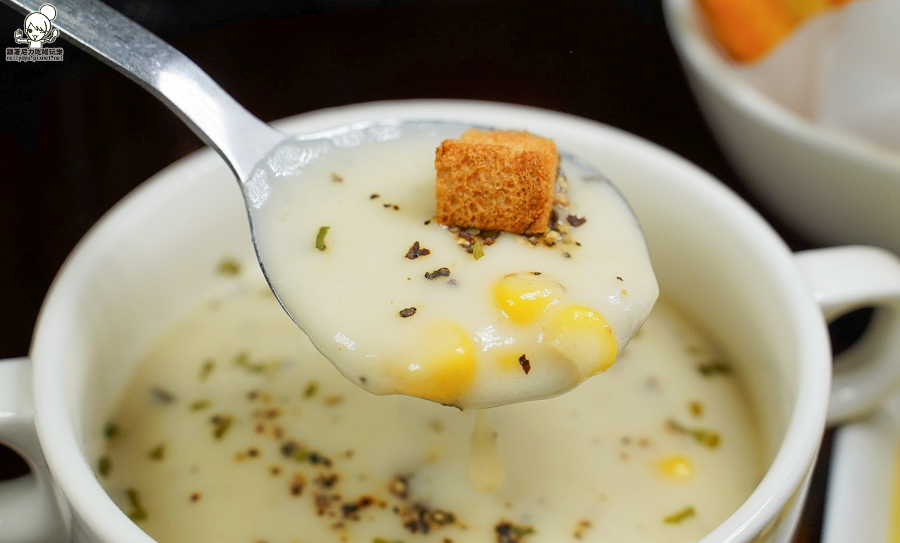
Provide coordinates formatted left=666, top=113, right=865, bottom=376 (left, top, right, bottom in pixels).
left=434, top=129, right=560, bottom=234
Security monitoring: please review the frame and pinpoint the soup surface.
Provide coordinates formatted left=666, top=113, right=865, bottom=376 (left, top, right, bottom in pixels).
left=97, top=270, right=762, bottom=543
left=249, top=122, right=658, bottom=409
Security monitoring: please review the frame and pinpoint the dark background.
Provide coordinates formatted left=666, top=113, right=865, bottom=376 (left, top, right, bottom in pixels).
left=0, top=0, right=866, bottom=541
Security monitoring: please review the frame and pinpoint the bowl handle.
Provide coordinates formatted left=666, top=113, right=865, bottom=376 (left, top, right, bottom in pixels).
left=795, top=246, right=900, bottom=424
left=0, top=358, right=70, bottom=542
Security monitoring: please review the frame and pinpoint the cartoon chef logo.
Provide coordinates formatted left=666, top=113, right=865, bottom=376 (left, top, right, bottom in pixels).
left=15, top=4, right=59, bottom=49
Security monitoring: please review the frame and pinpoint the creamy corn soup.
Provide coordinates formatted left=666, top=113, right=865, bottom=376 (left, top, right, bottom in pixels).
left=248, top=123, right=658, bottom=409
left=97, top=271, right=762, bottom=543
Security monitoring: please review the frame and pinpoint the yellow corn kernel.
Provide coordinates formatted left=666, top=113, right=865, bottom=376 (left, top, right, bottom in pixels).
left=657, top=454, right=694, bottom=480
left=493, top=274, right=560, bottom=324
left=394, top=322, right=477, bottom=404
left=547, top=305, right=617, bottom=375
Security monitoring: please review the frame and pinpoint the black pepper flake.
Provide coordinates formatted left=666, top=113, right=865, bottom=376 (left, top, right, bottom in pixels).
left=405, top=242, right=431, bottom=259
left=399, top=307, right=417, bottom=318
left=190, top=492, right=202, bottom=502
left=495, top=521, right=535, bottom=543
left=518, top=355, right=531, bottom=375
left=104, top=422, right=120, bottom=440
left=424, top=220, right=432, bottom=225
left=566, top=215, right=587, bottom=227
left=340, top=496, right=382, bottom=520
left=290, top=474, right=306, bottom=496
left=388, top=475, right=410, bottom=499
left=532, top=271, right=542, bottom=275
left=314, top=493, right=340, bottom=516
left=370, top=194, right=380, bottom=199
left=149, top=443, right=166, bottom=460
left=563, top=252, right=571, bottom=258
left=397, top=503, right=456, bottom=534
left=616, top=276, right=624, bottom=281
left=384, top=203, right=391, bottom=208
left=308, top=451, right=333, bottom=467
left=425, top=267, right=451, bottom=280
left=97, top=455, right=111, bottom=477
left=280, top=440, right=332, bottom=466
left=150, top=387, right=175, bottom=404
left=126, top=488, right=148, bottom=522
left=393, top=205, right=400, bottom=210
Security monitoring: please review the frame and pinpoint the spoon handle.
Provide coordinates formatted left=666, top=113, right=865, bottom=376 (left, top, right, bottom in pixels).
left=3, top=0, right=286, bottom=182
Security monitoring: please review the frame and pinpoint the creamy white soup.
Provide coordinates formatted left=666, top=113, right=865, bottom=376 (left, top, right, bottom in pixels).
left=248, top=122, right=658, bottom=409
left=97, top=271, right=762, bottom=543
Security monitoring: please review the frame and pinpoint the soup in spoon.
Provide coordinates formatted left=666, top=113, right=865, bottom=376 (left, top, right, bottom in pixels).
left=249, top=122, right=658, bottom=409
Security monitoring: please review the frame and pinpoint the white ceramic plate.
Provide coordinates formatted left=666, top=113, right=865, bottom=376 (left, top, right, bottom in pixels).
left=824, top=391, right=900, bottom=543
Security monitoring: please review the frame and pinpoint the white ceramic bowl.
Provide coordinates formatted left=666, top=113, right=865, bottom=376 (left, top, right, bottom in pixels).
left=662, top=0, right=900, bottom=254
left=4, top=101, right=900, bottom=543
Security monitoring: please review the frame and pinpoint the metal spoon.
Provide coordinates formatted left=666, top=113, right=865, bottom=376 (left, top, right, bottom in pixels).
left=4, top=0, right=655, bottom=408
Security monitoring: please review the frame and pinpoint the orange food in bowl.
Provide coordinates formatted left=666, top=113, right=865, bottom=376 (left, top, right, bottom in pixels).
left=697, top=0, right=858, bottom=62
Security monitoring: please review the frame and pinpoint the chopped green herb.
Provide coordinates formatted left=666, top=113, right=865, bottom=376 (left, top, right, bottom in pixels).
left=316, top=226, right=330, bottom=250
left=104, top=422, right=119, bottom=440
left=97, top=455, right=111, bottom=477
left=210, top=414, right=234, bottom=440
left=473, top=239, right=485, bottom=260
left=216, top=257, right=241, bottom=276
left=303, top=381, right=319, bottom=399
left=199, top=359, right=215, bottom=381
left=233, top=352, right=280, bottom=374
left=149, top=443, right=166, bottom=461
left=663, top=505, right=696, bottom=524
left=667, top=419, right=720, bottom=449
left=511, top=525, right=535, bottom=537
left=190, top=399, right=210, bottom=411
left=496, top=521, right=535, bottom=543
left=126, top=488, right=147, bottom=521
left=698, top=361, right=733, bottom=376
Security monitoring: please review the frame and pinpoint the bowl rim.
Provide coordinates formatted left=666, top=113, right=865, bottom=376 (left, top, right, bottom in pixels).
left=661, top=0, right=900, bottom=174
